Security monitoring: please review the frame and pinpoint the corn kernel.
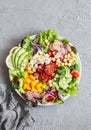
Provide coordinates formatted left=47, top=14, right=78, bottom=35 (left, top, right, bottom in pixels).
left=38, top=88, right=43, bottom=93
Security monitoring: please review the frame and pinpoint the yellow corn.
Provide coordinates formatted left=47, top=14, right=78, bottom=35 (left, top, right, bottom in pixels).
left=29, top=75, right=35, bottom=80
left=23, top=70, right=46, bottom=93
left=38, top=88, right=43, bottom=93
left=31, top=86, right=36, bottom=92
left=31, top=81, right=39, bottom=88
left=24, top=83, right=31, bottom=90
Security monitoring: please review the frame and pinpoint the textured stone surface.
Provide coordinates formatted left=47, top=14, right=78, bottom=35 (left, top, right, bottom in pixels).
left=0, top=0, right=91, bottom=130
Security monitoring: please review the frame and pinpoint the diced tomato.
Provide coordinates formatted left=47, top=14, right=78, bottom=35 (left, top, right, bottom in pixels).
left=33, top=72, right=39, bottom=79
left=44, top=62, right=58, bottom=76
left=44, top=64, right=54, bottom=75
left=53, top=91, right=58, bottom=97
left=48, top=50, right=58, bottom=57
left=40, top=73, right=51, bottom=82
left=71, top=69, right=79, bottom=78
left=50, top=61, right=58, bottom=71
left=34, top=62, right=58, bottom=82
left=37, top=64, right=45, bottom=73
left=48, top=50, right=53, bottom=57
left=45, top=95, right=54, bottom=102
left=13, top=77, right=19, bottom=83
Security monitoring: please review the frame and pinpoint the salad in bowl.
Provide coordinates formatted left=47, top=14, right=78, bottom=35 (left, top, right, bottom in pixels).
left=6, top=29, right=81, bottom=106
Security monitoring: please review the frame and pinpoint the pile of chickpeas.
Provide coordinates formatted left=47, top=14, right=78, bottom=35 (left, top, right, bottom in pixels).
left=51, top=50, right=74, bottom=67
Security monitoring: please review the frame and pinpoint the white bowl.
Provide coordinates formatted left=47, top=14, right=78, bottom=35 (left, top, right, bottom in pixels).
left=7, top=35, right=82, bottom=106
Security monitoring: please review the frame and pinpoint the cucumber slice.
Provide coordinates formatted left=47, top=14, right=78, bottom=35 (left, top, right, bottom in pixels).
left=59, top=78, right=68, bottom=90
left=53, top=82, right=59, bottom=91
left=11, top=47, right=21, bottom=68
left=66, top=77, right=72, bottom=83
left=65, top=67, right=72, bottom=78
left=14, top=48, right=25, bottom=68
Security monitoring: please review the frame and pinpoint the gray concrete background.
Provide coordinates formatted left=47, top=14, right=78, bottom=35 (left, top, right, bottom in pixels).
left=0, top=0, right=91, bottom=130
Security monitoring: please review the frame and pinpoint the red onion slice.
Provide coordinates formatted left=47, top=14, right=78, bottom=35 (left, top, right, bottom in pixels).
left=33, top=92, right=42, bottom=98
left=49, top=43, right=54, bottom=51
left=25, top=91, right=36, bottom=102
left=42, top=94, right=54, bottom=104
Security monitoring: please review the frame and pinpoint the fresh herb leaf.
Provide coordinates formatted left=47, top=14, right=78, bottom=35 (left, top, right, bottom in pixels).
left=16, top=71, right=24, bottom=78
left=70, top=63, right=79, bottom=71
left=21, top=36, right=34, bottom=53
left=57, top=100, right=64, bottom=104
left=62, top=39, right=69, bottom=45
left=11, top=81, right=19, bottom=89
left=10, top=70, right=24, bottom=79
left=71, top=46, right=77, bottom=54
left=38, top=29, right=60, bottom=53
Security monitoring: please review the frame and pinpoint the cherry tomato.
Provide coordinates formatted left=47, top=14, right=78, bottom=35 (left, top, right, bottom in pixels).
left=44, top=62, right=58, bottom=76
left=33, top=72, right=39, bottom=79
left=44, top=64, right=54, bottom=75
left=37, top=64, right=45, bottom=73
left=71, top=69, right=79, bottom=78
left=40, top=73, right=51, bottom=82
left=48, top=50, right=53, bottom=57
left=45, top=95, right=54, bottom=102
left=13, top=77, right=19, bottom=83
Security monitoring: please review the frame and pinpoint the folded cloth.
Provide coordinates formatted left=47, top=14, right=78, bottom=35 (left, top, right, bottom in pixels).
left=0, top=83, right=35, bottom=130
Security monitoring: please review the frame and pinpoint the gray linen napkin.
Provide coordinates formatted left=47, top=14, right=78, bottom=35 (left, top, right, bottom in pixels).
left=0, top=83, right=35, bottom=130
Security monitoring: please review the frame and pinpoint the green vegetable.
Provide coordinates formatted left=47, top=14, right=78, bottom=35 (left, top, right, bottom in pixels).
left=21, top=36, right=34, bottom=53
left=11, top=81, right=19, bottom=89
left=71, top=46, right=77, bottom=54
left=12, top=78, right=25, bottom=94
left=56, top=66, right=66, bottom=77
left=18, top=78, right=25, bottom=94
left=70, top=54, right=80, bottom=72
left=53, top=81, right=59, bottom=90
left=57, top=100, right=64, bottom=104
left=44, top=83, right=50, bottom=90
left=59, top=89, right=68, bottom=96
left=10, top=70, right=24, bottom=79
left=65, top=67, right=72, bottom=78
left=59, top=78, right=68, bottom=90
left=38, top=29, right=60, bottom=53
left=70, top=63, right=79, bottom=71
left=67, top=78, right=79, bottom=95
left=62, top=38, right=69, bottom=45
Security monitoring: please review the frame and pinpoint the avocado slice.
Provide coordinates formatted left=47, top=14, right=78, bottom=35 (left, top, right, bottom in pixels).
left=19, top=51, right=33, bottom=71
left=14, top=48, right=25, bottom=68
left=17, top=51, right=29, bottom=69
left=11, top=47, right=21, bottom=68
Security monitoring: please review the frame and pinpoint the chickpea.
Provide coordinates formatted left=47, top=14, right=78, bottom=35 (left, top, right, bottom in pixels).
left=67, top=53, right=70, bottom=58
left=62, top=63, right=64, bottom=66
left=68, top=62, right=71, bottom=66
left=64, top=62, right=68, bottom=66
left=63, top=58, right=67, bottom=62
left=50, top=84, right=52, bottom=87
left=57, top=59, right=60, bottom=63
left=64, top=55, right=68, bottom=59
left=55, top=55, right=59, bottom=59
left=54, top=77, right=56, bottom=80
